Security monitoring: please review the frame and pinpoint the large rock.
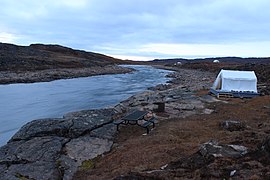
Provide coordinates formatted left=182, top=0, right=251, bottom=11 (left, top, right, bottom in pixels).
left=64, top=109, right=116, bottom=137
left=0, top=136, right=66, bottom=180
left=58, top=135, right=114, bottom=180
left=199, top=140, right=248, bottom=158
left=10, top=109, right=116, bottom=141
left=10, top=118, right=73, bottom=141
left=90, top=123, right=117, bottom=140
left=5, top=161, right=60, bottom=180
left=0, top=108, right=118, bottom=180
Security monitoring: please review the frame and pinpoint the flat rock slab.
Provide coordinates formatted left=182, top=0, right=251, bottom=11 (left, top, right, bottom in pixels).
left=90, top=123, right=117, bottom=140
left=0, top=136, right=66, bottom=180
left=0, top=108, right=117, bottom=180
left=5, top=161, right=60, bottom=180
left=65, top=135, right=113, bottom=164
left=10, top=109, right=116, bottom=141
left=10, top=118, right=73, bottom=141
left=175, top=104, right=195, bottom=110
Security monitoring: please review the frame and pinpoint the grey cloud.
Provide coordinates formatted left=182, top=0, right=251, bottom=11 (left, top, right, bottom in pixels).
left=1, top=0, right=270, bottom=58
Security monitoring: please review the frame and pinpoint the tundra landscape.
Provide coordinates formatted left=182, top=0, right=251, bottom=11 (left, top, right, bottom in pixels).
left=0, top=43, right=270, bottom=179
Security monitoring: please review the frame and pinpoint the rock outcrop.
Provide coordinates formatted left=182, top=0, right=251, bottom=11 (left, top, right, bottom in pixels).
left=0, top=67, right=217, bottom=179
left=114, top=86, right=217, bottom=119
left=0, top=109, right=117, bottom=180
left=115, top=139, right=270, bottom=179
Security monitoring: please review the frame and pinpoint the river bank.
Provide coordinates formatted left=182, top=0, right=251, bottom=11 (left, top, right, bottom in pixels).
left=0, top=43, right=136, bottom=84
left=0, top=65, right=173, bottom=179
left=74, top=68, right=270, bottom=179
left=0, top=65, right=133, bottom=84
left=0, top=67, right=215, bottom=179
left=0, top=65, right=172, bottom=146
left=1, top=66, right=269, bottom=179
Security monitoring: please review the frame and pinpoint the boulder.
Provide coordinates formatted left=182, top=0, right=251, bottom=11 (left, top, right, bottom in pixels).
left=199, top=140, right=248, bottom=158
left=6, top=161, right=60, bottom=180
left=10, top=118, right=72, bottom=141
left=0, top=136, right=66, bottom=180
left=221, top=120, right=246, bottom=132
left=90, top=123, right=117, bottom=140
left=0, top=108, right=117, bottom=180
left=10, top=109, right=116, bottom=142
left=64, top=109, right=115, bottom=137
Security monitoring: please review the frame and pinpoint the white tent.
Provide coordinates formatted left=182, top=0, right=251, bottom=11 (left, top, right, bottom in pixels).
left=212, top=69, right=258, bottom=93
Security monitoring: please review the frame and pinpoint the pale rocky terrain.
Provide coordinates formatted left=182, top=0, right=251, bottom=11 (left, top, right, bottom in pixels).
left=74, top=68, right=270, bottom=180
left=0, top=68, right=218, bottom=179
left=1, top=42, right=270, bottom=179
left=1, top=66, right=270, bottom=179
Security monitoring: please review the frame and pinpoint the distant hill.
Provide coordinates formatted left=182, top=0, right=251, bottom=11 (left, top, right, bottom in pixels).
left=0, top=43, right=126, bottom=71
left=152, top=57, right=270, bottom=64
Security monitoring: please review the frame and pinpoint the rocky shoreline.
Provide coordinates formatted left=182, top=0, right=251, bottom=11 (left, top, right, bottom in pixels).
left=0, top=65, right=133, bottom=84
left=2, top=66, right=269, bottom=179
left=0, top=109, right=117, bottom=179
left=0, top=67, right=218, bottom=179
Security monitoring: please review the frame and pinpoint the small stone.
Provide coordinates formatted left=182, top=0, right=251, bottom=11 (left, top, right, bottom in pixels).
left=221, top=120, right=246, bottom=132
left=203, top=108, right=214, bottom=114
left=175, top=104, right=195, bottom=111
left=230, top=170, right=237, bottom=176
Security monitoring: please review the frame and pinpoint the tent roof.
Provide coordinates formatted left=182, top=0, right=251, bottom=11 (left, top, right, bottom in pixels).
left=212, top=69, right=258, bottom=93
left=219, top=69, right=257, bottom=80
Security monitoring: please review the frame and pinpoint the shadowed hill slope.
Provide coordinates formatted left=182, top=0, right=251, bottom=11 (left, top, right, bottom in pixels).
left=0, top=43, right=126, bottom=71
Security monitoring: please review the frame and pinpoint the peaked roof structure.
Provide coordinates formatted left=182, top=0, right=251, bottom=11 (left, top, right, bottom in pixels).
left=212, top=69, right=258, bottom=93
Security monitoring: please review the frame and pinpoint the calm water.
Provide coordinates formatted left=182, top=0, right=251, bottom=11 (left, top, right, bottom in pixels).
left=0, top=65, right=172, bottom=146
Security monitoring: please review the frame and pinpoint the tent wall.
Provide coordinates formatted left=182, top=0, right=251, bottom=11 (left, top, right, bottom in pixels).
left=212, top=69, right=258, bottom=93
left=212, top=72, right=222, bottom=90
left=222, top=78, right=257, bottom=92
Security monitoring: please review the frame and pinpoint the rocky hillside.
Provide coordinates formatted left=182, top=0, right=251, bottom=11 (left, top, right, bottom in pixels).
left=0, top=43, right=125, bottom=71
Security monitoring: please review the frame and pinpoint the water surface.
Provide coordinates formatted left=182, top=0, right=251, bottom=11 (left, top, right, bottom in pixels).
left=0, top=65, right=172, bottom=146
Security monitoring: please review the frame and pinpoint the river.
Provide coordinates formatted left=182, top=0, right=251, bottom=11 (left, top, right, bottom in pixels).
left=0, top=65, right=172, bottom=146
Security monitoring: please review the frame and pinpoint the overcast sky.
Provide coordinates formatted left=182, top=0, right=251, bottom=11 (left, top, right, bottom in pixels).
left=1, top=0, right=270, bottom=60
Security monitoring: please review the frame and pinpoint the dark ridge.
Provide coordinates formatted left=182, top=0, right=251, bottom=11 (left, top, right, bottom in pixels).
left=0, top=43, right=126, bottom=71
left=152, top=56, right=270, bottom=64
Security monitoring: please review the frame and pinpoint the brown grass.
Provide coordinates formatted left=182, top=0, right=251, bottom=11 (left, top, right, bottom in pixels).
left=74, top=95, right=270, bottom=180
